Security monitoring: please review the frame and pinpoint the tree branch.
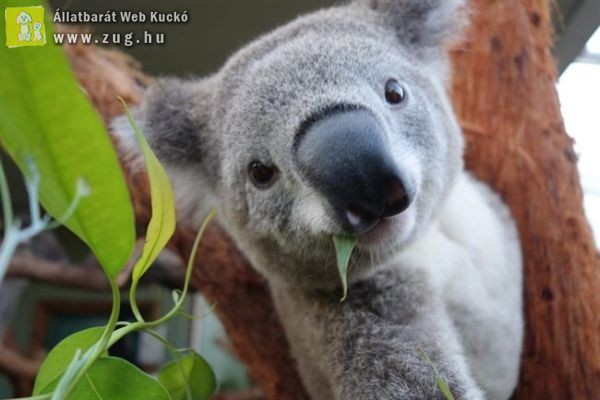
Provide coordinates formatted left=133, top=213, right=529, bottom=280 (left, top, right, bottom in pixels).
left=5, top=246, right=186, bottom=291
left=6, top=254, right=110, bottom=291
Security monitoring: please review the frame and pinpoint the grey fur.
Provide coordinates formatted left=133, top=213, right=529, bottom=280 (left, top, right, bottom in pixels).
left=358, top=0, right=467, bottom=48
left=113, top=1, right=523, bottom=399
left=272, top=267, right=484, bottom=400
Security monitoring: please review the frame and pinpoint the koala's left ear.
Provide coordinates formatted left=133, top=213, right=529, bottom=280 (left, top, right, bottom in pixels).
left=355, top=0, right=467, bottom=52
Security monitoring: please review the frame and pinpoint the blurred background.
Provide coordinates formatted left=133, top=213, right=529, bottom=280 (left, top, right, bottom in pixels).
left=1, top=0, right=599, bottom=398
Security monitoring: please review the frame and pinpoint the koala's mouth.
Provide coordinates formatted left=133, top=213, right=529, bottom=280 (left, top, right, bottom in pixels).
left=356, top=218, right=394, bottom=245
left=354, top=205, right=416, bottom=248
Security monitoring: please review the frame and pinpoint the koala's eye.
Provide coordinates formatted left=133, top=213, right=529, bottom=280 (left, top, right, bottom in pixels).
left=248, top=161, right=278, bottom=189
left=384, top=79, right=407, bottom=105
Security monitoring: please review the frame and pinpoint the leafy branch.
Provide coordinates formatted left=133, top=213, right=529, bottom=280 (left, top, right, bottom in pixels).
left=0, top=101, right=216, bottom=400
left=0, top=158, right=89, bottom=282
left=1, top=7, right=216, bottom=397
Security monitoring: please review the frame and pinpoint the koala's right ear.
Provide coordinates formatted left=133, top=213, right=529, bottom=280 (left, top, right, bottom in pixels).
left=112, top=77, right=218, bottom=184
left=354, top=0, right=467, bottom=54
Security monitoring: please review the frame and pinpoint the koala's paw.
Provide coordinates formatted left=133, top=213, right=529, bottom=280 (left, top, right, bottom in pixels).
left=338, top=384, right=484, bottom=400
left=334, top=358, right=485, bottom=400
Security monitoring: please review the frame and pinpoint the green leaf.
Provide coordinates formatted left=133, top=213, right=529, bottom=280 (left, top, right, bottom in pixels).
left=44, top=357, right=171, bottom=400
left=33, top=327, right=104, bottom=395
left=333, top=235, right=357, bottom=301
left=417, top=348, right=455, bottom=400
left=158, top=351, right=216, bottom=400
left=0, top=0, right=135, bottom=278
left=118, top=98, right=176, bottom=282
left=435, top=375, right=455, bottom=400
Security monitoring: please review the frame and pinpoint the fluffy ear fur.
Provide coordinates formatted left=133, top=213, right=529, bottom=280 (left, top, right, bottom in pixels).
left=112, top=77, right=219, bottom=182
left=354, top=0, right=467, bottom=50
left=111, top=77, right=220, bottom=225
left=137, top=78, right=213, bottom=166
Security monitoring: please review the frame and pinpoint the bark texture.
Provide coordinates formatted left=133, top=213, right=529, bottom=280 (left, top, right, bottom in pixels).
left=451, top=1, right=600, bottom=398
left=64, top=0, right=600, bottom=398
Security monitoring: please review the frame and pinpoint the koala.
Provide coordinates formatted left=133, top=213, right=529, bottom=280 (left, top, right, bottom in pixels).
left=114, top=0, right=523, bottom=399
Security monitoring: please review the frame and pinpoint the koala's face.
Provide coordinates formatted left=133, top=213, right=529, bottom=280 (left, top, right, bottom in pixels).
left=132, top=0, right=466, bottom=288
left=208, top=6, right=463, bottom=286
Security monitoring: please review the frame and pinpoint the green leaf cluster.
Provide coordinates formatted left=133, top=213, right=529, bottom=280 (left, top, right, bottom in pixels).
left=0, top=6, right=217, bottom=397
left=0, top=0, right=135, bottom=277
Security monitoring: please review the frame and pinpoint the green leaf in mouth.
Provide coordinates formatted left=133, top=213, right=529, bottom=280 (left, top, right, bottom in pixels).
left=333, top=235, right=357, bottom=302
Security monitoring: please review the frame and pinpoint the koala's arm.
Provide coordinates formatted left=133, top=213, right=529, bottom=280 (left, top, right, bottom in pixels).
left=272, top=268, right=484, bottom=400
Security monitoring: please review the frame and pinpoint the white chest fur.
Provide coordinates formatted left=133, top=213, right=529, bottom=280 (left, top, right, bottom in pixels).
left=396, top=172, right=523, bottom=400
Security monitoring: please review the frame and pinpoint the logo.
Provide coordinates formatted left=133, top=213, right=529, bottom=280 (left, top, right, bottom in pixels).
left=5, top=6, right=46, bottom=48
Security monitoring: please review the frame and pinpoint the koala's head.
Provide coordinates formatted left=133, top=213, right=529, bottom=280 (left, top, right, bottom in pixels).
left=34, top=22, right=42, bottom=31
left=17, top=11, right=32, bottom=25
left=116, top=0, right=467, bottom=289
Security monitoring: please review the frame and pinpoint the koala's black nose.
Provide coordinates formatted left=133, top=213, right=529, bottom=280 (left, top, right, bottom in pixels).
left=295, top=107, right=414, bottom=234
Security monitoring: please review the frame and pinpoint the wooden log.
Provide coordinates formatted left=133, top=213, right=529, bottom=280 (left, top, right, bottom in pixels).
left=63, top=0, right=600, bottom=396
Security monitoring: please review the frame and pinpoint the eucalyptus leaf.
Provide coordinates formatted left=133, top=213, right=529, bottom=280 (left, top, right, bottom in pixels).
left=43, top=357, right=171, bottom=400
left=118, top=98, right=176, bottom=283
left=0, top=0, right=135, bottom=278
left=332, top=235, right=357, bottom=301
left=158, top=351, right=216, bottom=400
left=33, top=327, right=104, bottom=395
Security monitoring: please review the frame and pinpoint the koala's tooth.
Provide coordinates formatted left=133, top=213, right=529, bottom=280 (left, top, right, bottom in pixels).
left=346, top=210, right=362, bottom=226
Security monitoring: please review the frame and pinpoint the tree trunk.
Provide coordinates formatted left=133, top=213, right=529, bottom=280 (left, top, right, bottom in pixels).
left=451, top=1, right=600, bottom=398
left=65, top=0, right=600, bottom=398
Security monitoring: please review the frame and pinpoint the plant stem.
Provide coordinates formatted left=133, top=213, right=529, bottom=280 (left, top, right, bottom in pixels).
left=0, top=225, right=19, bottom=282
left=129, top=279, right=145, bottom=323
left=143, top=330, right=193, bottom=400
left=0, top=166, right=87, bottom=282
left=15, top=394, right=52, bottom=400
left=48, top=209, right=213, bottom=399
left=109, top=209, right=215, bottom=346
left=24, top=160, right=41, bottom=223
left=0, top=158, right=16, bottom=282
left=44, top=179, right=90, bottom=230
left=53, top=280, right=121, bottom=400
